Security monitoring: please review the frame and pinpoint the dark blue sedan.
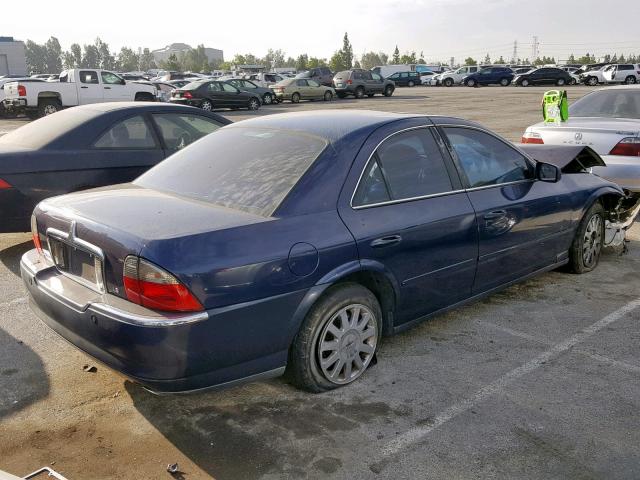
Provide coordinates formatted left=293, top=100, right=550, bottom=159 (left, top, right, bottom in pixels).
left=21, top=110, right=629, bottom=393
left=0, top=102, right=230, bottom=232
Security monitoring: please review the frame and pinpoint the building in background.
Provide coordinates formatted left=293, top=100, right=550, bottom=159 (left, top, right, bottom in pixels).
left=0, top=37, right=27, bottom=77
left=152, top=43, right=223, bottom=65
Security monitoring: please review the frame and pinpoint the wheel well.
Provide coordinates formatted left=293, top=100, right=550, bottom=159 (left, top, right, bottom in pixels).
left=38, top=92, right=61, bottom=102
left=333, top=270, right=396, bottom=336
left=598, top=193, right=623, bottom=219
left=135, top=92, right=154, bottom=100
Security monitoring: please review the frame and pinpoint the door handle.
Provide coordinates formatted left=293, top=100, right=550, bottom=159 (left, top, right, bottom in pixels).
left=370, top=235, right=402, bottom=248
left=104, top=87, right=111, bottom=89
left=483, top=210, right=507, bottom=220
left=80, top=86, right=88, bottom=89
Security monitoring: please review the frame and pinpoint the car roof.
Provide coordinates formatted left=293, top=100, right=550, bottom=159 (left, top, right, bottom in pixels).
left=225, top=110, right=427, bottom=143
left=595, top=85, right=640, bottom=91
left=72, top=102, right=211, bottom=113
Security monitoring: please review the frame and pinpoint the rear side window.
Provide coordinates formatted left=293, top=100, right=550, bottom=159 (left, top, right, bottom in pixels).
left=443, top=127, right=532, bottom=188
left=80, top=71, right=99, bottom=84
left=354, top=128, right=453, bottom=206
left=136, top=127, right=328, bottom=217
left=296, top=79, right=308, bottom=87
left=152, top=113, right=222, bottom=150
left=94, top=116, right=156, bottom=149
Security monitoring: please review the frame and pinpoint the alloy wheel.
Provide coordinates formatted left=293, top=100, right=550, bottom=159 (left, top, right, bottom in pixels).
left=43, top=104, right=58, bottom=115
left=582, top=214, right=603, bottom=268
left=201, top=101, right=212, bottom=111
left=249, top=98, right=260, bottom=110
left=316, top=304, right=378, bottom=385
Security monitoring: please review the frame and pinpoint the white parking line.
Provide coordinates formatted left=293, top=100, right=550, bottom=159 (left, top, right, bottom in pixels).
left=0, top=296, right=27, bottom=308
left=380, top=298, right=640, bottom=458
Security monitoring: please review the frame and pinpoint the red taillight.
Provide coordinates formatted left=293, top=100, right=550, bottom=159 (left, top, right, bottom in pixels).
left=521, top=131, right=544, bottom=144
left=609, top=137, right=640, bottom=157
left=123, top=256, right=203, bottom=312
left=31, top=215, right=43, bottom=254
left=347, top=79, right=353, bottom=85
left=0, top=178, right=11, bottom=189
left=182, top=91, right=193, bottom=99
left=17, top=85, right=26, bottom=97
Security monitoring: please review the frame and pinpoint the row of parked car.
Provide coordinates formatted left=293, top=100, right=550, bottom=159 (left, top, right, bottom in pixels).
left=428, top=63, right=640, bottom=87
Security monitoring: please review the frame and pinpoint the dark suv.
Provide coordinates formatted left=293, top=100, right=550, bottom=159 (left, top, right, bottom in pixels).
left=463, top=67, right=514, bottom=87
left=333, top=69, right=395, bottom=98
left=386, top=71, right=421, bottom=87
left=295, top=67, right=334, bottom=87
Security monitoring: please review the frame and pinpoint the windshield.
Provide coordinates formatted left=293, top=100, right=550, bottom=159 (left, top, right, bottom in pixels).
left=295, top=71, right=311, bottom=79
left=570, top=89, right=640, bottom=119
left=0, top=108, right=97, bottom=148
left=135, top=127, right=328, bottom=216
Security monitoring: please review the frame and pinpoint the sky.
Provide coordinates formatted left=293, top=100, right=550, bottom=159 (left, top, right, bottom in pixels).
left=2, top=0, right=639, bottom=63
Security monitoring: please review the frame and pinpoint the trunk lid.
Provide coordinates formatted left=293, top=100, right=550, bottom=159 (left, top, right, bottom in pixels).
left=527, top=118, right=640, bottom=155
left=34, top=183, right=269, bottom=301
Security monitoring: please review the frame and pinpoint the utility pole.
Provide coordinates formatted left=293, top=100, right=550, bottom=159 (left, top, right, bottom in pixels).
left=511, top=40, right=518, bottom=64
left=531, top=36, right=540, bottom=62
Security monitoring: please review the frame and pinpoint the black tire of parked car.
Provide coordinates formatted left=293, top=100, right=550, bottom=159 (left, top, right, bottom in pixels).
left=556, top=78, right=566, bottom=86
left=367, top=93, right=375, bottom=97
left=383, top=85, right=394, bottom=97
left=38, top=98, right=62, bottom=117
left=444, top=78, right=454, bottom=87
left=567, top=201, right=605, bottom=274
left=586, top=76, right=599, bottom=86
left=323, top=91, right=333, bottom=101
left=625, top=76, right=637, bottom=84
left=500, top=78, right=510, bottom=86
left=200, top=100, right=213, bottom=111
left=355, top=86, right=365, bottom=99
left=466, top=78, right=477, bottom=87
left=286, top=282, right=382, bottom=392
left=337, top=92, right=347, bottom=99
left=408, top=80, right=415, bottom=87
left=291, top=92, right=301, bottom=103
left=520, top=79, right=530, bottom=87
left=262, top=93, right=273, bottom=105
left=248, top=97, right=260, bottom=110
left=570, top=78, right=577, bottom=85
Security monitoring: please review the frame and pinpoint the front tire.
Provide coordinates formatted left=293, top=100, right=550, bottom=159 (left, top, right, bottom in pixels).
left=556, top=78, right=566, bottom=86
left=262, top=93, right=273, bottom=105
left=200, top=100, right=213, bottom=111
left=587, top=76, right=599, bottom=86
left=568, top=202, right=605, bottom=274
left=466, top=78, right=477, bottom=87
left=323, top=91, right=333, bottom=101
left=291, top=92, right=301, bottom=103
left=408, top=80, right=415, bottom=87
left=383, top=85, right=394, bottom=97
left=443, top=78, right=453, bottom=87
left=286, top=283, right=382, bottom=392
left=520, top=79, right=530, bottom=87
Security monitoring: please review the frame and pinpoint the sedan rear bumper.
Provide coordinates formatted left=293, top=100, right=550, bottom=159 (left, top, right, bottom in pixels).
left=21, top=248, right=303, bottom=393
left=594, top=155, right=640, bottom=193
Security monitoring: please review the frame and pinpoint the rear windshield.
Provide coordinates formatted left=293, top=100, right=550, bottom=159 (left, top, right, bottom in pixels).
left=570, top=90, right=640, bottom=119
left=135, top=127, right=328, bottom=217
left=0, top=108, right=97, bottom=148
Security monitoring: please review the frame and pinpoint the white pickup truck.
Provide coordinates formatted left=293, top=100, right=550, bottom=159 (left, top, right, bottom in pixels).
left=2, top=69, right=156, bottom=118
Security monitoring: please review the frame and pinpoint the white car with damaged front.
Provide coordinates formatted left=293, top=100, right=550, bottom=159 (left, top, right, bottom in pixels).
left=522, top=86, right=640, bottom=194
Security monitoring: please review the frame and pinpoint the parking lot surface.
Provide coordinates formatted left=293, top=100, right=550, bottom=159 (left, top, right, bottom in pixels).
left=2, top=86, right=640, bottom=480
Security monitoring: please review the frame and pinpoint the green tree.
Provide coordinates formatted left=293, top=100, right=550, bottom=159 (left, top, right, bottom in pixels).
left=418, top=51, right=425, bottom=64
left=82, top=43, right=100, bottom=68
left=95, top=38, right=115, bottom=70
left=354, top=59, right=361, bottom=68
left=340, top=32, right=353, bottom=69
left=139, top=48, right=155, bottom=71
left=117, top=47, right=140, bottom=72
left=164, top=53, right=181, bottom=71
left=307, top=57, right=327, bottom=68
left=392, top=45, right=400, bottom=63
left=399, top=51, right=417, bottom=64
left=567, top=53, right=576, bottom=63
left=496, top=55, right=505, bottom=64
left=360, top=51, right=384, bottom=70
left=25, top=40, right=47, bottom=74
left=44, top=37, right=62, bottom=73
left=70, top=44, right=82, bottom=67
left=483, top=53, right=491, bottom=64
left=464, top=57, right=477, bottom=66
left=329, top=51, right=346, bottom=72
left=263, top=49, right=285, bottom=68
left=295, top=54, right=309, bottom=71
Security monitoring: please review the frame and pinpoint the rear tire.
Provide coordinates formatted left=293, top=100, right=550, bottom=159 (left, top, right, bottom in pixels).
left=200, top=100, right=213, bottom=111
left=337, top=92, right=347, bottom=99
left=408, top=80, right=415, bottom=87
left=443, top=78, right=453, bottom=87
left=248, top=97, right=260, bottom=110
left=355, top=86, right=365, bottom=99
left=286, top=283, right=382, bottom=392
left=625, top=76, right=637, bottom=85
left=291, top=92, right=301, bottom=103
left=38, top=99, right=62, bottom=117
left=520, top=79, right=530, bottom=87
left=500, top=78, right=510, bottom=86
left=568, top=202, right=605, bottom=274
left=262, top=93, right=273, bottom=105
left=323, top=91, right=333, bottom=101
left=587, top=76, right=599, bottom=86
left=466, top=78, right=477, bottom=87
left=367, top=93, right=375, bottom=97
left=556, top=78, right=566, bottom=86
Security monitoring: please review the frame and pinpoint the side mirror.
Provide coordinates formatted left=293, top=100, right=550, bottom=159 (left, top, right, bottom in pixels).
left=121, top=79, right=126, bottom=85
left=536, top=162, right=561, bottom=183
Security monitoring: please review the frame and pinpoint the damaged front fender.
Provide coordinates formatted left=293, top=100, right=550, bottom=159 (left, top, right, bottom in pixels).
left=604, top=190, right=640, bottom=248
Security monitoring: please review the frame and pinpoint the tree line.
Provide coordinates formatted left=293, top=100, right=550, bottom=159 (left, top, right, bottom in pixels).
left=25, top=34, right=640, bottom=75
